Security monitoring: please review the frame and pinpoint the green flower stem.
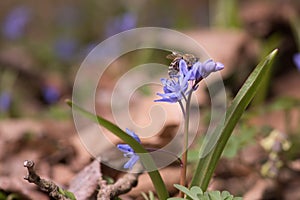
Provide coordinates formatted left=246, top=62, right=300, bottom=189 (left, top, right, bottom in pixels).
left=190, top=49, right=278, bottom=191
left=179, top=91, right=192, bottom=197
left=66, top=100, right=169, bottom=199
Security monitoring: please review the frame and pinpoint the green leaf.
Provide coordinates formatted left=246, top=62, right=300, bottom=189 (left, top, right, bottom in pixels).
left=0, top=191, right=7, bottom=200
left=141, top=192, right=149, bottom=200
left=167, top=187, right=242, bottom=200
left=233, top=197, right=243, bottom=200
left=58, top=188, right=76, bottom=200
left=208, top=191, right=221, bottom=200
left=173, top=184, right=199, bottom=200
left=190, top=49, right=278, bottom=191
left=66, top=100, right=169, bottom=199
left=221, top=191, right=232, bottom=199
left=190, top=186, right=203, bottom=196
left=202, top=193, right=210, bottom=200
left=149, top=191, right=155, bottom=200
left=141, top=191, right=155, bottom=200
left=64, top=191, right=76, bottom=200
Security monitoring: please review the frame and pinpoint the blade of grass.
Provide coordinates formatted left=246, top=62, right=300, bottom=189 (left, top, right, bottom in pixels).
left=66, top=100, right=169, bottom=199
left=190, top=49, right=278, bottom=190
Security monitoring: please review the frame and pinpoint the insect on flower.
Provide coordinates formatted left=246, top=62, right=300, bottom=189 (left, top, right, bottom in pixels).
left=166, top=51, right=199, bottom=77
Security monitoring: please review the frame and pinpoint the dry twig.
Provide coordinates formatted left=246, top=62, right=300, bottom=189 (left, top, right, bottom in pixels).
left=97, top=172, right=141, bottom=200
left=24, top=159, right=143, bottom=200
left=23, top=160, right=71, bottom=200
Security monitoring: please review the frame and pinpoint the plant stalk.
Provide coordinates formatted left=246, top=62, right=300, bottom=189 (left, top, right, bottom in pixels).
left=179, top=91, right=192, bottom=197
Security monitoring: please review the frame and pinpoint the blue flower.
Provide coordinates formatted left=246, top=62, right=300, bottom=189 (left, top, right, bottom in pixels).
left=42, top=85, right=60, bottom=104
left=155, top=58, right=224, bottom=103
left=53, top=37, right=78, bottom=62
left=117, top=128, right=141, bottom=169
left=293, top=53, right=300, bottom=71
left=105, top=12, right=137, bottom=37
left=189, top=59, right=224, bottom=80
left=0, top=91, right=11, bottom=112
left=200, top=59, right=224, bottom=78
left=154, top=66, right=191, bottom=103
left=2, top=6, right=31, bottom=40
left=179, top=59, right=201, bottom=81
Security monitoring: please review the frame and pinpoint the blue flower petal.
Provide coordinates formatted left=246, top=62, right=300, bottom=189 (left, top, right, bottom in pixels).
left=2, top=6, right=31, bottom=40
left=117, top=144, right=134, bottom=153
left=293, top=53, right=300, bottom=71
left=124, top=155, right=139, bottom=169
left=215, top=62, right=224, bottom=71
left=42, top=85, right=60, bottom=104
left=154, top=98, right=177, bottom=103
left=154, top=71, right=189, bottom=103
left=0, top=92, right=11, bottom=112
left=179, top=59, right=189, bottom=75
left=125, top=128, right=141, bottom=143
left=117, top=129, right=142, bottom=169
left=190, top=62, right=202, bottom=80
left=200, top=59, right=224, bottom=78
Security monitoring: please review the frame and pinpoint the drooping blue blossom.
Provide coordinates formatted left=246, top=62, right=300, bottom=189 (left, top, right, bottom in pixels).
left=53, top=37, right=78, bottom=61
left=181, top=59, right=224, bottom=81
left=105, top=12, right=137, bottom=37
left=199, top=59, right=224, bottom=78
left=2, top=5, right=31, bottom=40
left=117, top=128, right=141, bottom=169
left=42, top=85, right=60, bottom=104
left=293, top=53, right=300, bottom=71
left=0, top=91, right=11, bottom=112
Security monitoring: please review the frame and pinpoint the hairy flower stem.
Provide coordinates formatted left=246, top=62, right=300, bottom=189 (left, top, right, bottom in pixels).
left=179, top=91, right=192, bottom=197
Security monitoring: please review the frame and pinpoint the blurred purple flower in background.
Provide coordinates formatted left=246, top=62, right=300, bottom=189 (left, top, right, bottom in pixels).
left=53, top=37, right=78, bottom=62
left=2, top=5, right=31, bottom=40
left=293, top=53, right=300, bottom=71
left=42, top=86, right=60, bottom=104
left=0, top=91, right=11, bottom=112
left=80, top=42, right=97, bottom=58
left=105, top=12, right=137, bottom=37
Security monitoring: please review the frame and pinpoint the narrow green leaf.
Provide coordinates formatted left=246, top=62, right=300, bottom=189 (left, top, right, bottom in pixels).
left=149, top=191, right=155, bottom=200
left=190, top=49, right=278, bottom=190
left=66, top=100, right=169, bottom=199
